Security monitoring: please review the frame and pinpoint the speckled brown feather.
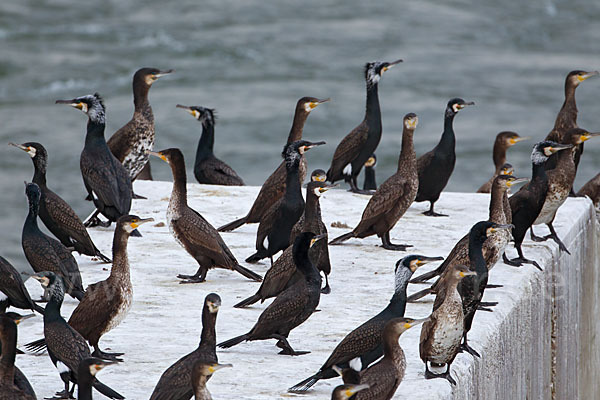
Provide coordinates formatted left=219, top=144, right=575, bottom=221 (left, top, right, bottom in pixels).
left=195, top=157, right=244, bottom=186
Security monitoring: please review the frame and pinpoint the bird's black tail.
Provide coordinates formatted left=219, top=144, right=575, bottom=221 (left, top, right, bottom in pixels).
left=69, top=289, right=85, bottom=301
left=410, top=267, right=442, bottom=284
left=31, top=301, right=45, bottom=315
left=93, top=378, right=125, bottom=399
left=234, top=294, right=261, bottom=308
left=218, top=334, right=249, bottom=349
left=233, top=264, right=263, bottom=282
left=245, top=250, right=268, bottom=264
left=329, top=231, right=355, bottom=245
left=218, top=216, right=247, bottom=232
left=288, top=372, right=323, bottom=393
left=407, top=287, right=433, bottom=302
left=95, top=246, right=112, bottom=263
left=24, top=337, right=47, bottom=353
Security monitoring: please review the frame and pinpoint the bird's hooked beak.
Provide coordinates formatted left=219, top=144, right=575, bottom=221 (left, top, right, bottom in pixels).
left=410, top=256, right=444, bottom=272
left=130, top=217, right=154, bottom=230
left=304, top=141, right=326, bottom=150
left=309, top=98, right=331, bottom=110
left=318, top=183, right=338, bottom=193
left=208, top=363, right=233, bottom=374
left=405, top=116, right=419, bottom=129
left=175, top=104, right=199, bottom=118
left=459, top=101, right=475, bottom=109
left=154, top=69, right=174, bottom=79
left=313, top=174, right=327, bottom=182
left=509, top=136, right=529, bottom=145
left=382, top=59, right=403, bottom=72
left=549, top=143, right=574, bottom=153
left=580, top=132, right=600, bottom=142
left=344, top=384, right=371, bottom=398
left=506, top=177, right=529, bottom=187
left=56, top=99, right=87, bottom=112
left=31, top=273, right=50, bottom=287
left=14, top=314, right=35, bottom=325
left=206, top=300, right=221, bottom=313
left=459, top=270, right=478, bottom=278
left=403, top=316, right=430, bottom=330
left=310, top=233, right=328, bottom=247
left=578, top=70, right=599, bottom=81
left=148, top=150, right=167, bottom=162
left=487, top=223, right=514, bottom=236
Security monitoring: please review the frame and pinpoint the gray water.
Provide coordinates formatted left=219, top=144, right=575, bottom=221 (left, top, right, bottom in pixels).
left=1, top=0, right=600, bottom=268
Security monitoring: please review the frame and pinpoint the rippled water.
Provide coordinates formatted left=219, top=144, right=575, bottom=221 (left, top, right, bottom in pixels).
left=1, top=0, right=600, bottom=266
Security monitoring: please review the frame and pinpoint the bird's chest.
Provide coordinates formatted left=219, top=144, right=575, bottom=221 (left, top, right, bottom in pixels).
left=166, top=201, right=187, bottom=248
left=103, top=284, right=132, bottom=334
left=429, top=298, right=464, bottom=362
left=122, top=121, right=154, bottom=177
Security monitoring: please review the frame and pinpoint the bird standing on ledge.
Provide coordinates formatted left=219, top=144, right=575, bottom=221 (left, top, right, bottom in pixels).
left=476, top=132, right=527, bottom=193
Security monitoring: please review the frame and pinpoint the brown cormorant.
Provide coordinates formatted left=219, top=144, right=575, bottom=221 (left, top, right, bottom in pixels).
left=419, top=264, right=476, bottom=385
left=176, top=104, right=244, bottom=186
left=577, top=172, right=600, bottom=207
left=503, top=141, right=572, bottom=269
left=531, top=129, right=599, bottom=252
left=10, top=141, right=110, bottom=262
left=150, top=293, right=221, bottom=400
left=329, top=113, right=419, bottom=250
left=245, top=140, right=325, bottom=264
left=476, top=132, right=527, bottom=193
left=21, top=182, right=85, bottom=301
left=362, top=154, right=377, bottom=191
left=56, top=94, right=134, bottom=230
left=0, top=256, right=44, bottom=314
left=191, top=362, right=232, bottom=400
left=218, top=97, right=329, bottom=232
left=0, top=315, right=36, bottom=400
left=331, top=383, right=370, bottom=400
left=149, top=148, right=262, bottom=283
left=415, top=98, right=474, bottom=216
left=107, top=67, right=173, bottom=186
left=31, top=271, right=124, bottom=399
left=77, top=358, right=119, bottom=400
left=352, top=317, right=428, bottom=400
left=219, top=232, right=325, bottom=355
left=326, top=60, right=402, bottom=194
left=288, top=254, right=442, bottom=393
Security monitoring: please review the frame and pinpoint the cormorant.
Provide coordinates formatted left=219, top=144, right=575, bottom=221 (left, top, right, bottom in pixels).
left=56, top=93, right=133, bottom=229
left=409, top=174, right=528, bottom=291
left=191, top=362, right=232, bottom=400
left=149, top=293, right=221, bottom=400
left=415, top=98, right=474, bottom=216
left=0, top=256, right=44, bottom=314
left=10, top=141, right=110, bottom=262
left=326, top=59, right=402, bottom=194
left=149, top=148, right=262, bottom=283
left=476, top=132, right=527, bottom=193
left=0, top=315, right=35, bottom=400
left=352, top=317, right=428, bottom=400
left=21, top=182, right=85, bottom=301
left=245, top=140, right=325, bottom=264
left=77, top=358, right=119, bottom=400
left=31, top=272, right=124, bottom=400
left=176, top=104, right=244, bottom=186
left=577, top=172, right=600, bottom=207
left=218, top=97, right=329, bottom=232
left=288, top=254, right=442, bottom=392
left=329, top=113, right=419, bottom=250
left=107, top=67, right=173, bottom=186
left=362, top=154, right=377, bottom=191
left=503, top=141, right=572, bottom=269
left=419, top=264, right=476, bottom=385
left=531, top=129, right=599, bottom=252
left=331, top=383, right=370, bottom=400
left=219, top=232, right=326, bottom=355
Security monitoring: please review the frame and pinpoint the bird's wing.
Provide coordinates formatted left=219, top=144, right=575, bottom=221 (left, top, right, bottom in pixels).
left=250, top=281, right=309, bottom=337
left=45, top=320, right=90, bottom=373
left=80, top=151, right=125, bottom=212
left=323, top=318, right=387, bottom=369
left=107, top=121, right=135, bottom=162
left=357, top=359, right=399, bottom=400
left=355, top=178, right=410, bottom=230
left=328, top=123, right=368, bottom=179
left=43, top=189, right=93, bottom=246
left=68, top=280, right=118, bottom=338
left=201, top=158, right=245, bottom=186
left=417, top=149, right=436, bottom=175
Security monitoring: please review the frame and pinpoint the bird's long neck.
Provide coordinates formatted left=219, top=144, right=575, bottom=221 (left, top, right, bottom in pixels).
left=365, top=83, right=381, bottom=130
left=196, top=121, right=215, bottom=161
left=32, top=158, right=47, bottom=187
left=469, top=235, right=487, bottom=275
left=192, top=375, right=210, bottom=399
left=397, top=128, right=415, bottom=172
left=439, top=110, right=456, bottom=150
left=532, top=161, right=548, bottom=186
left=294, top=244, right=320, bottom=282
left=169, top=158, right=188, bottom=209
left=382, top=328, right=402, bottom=361
left=555, top=81, right=578, bottom=130
left=284, top=160, right=303, bottom=204
left=287, top=110, right=309, bottom=144
left=77, top=370, right=94, bottom=400
left=110, top=228, right=131, bottom=282
left=0, top=325, right=17, bottom=385
left=489, top=186, right=507, bottom=223
left=556, top=146, right=576, bottom=170
left=84, top=118, right=107, bottom=147
left=25, top=197, right=40, bottom=230
left=133, top=80, right=151, bottom=113
left=44, top=286, right=65, bottom=324
left=388, top=268, right=412, bottom=316
left=198, top=307, right=217, bottom=351
left=303, top=191, right=320, bottom=226
left=492, top=141, right=507, bottom=171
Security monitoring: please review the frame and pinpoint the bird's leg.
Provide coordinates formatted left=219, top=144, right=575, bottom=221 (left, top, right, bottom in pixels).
left=380, top=231, right=412, bottom=251
left=543, top=223, right=571, bottom=254
left=502, top=251, right=523, bottom=267
left=422, top=201, right=448, bottom=217
left=424, top=362, right=455, bottom=385
left=459, top=332, right=480, bottom=358
left=529, top=227, right=547, bottom=242
left=272, top=334, right=310, bottom=356
left=52, top=375, right=74, bottom=399
left=132, top=191, right=147, bottom=200
left=92, top=344, right=124, bottom=361
left=178, top=266, right=208, bottom=284
left=510, top=246, right=543, bottom=271
left=348, top=175, right=375, bottom=195
left=442, top=364, right=457, bottom=385
left=83, top=210, right=111, bottom=228
left=485, top=284, right=503, bottom=289
left=321, top=273, right=331, bottom=294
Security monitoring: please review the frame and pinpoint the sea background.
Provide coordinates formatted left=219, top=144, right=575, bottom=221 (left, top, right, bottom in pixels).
left=1, top=0, right=599, bottom=267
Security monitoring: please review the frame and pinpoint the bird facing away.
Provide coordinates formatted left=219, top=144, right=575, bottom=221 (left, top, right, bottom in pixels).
left=22, top=182, right=85, bottom=301
left=176, top=104, right=245, bottom=186
left=329, top=113, right=419, bottom=250
left=77, top=357, right=120, bottom=400
left=419, top=264, right=476, bottom=385
left=10, top=141, right=111, bottom=262
left=31, top=271, right=124, bottom=400
left=150, top=293, right=222, bottom=400
left=362, top=154, right=378, bottom=191
left=0, top=314, right=36, bottom=400
left=150, top=148, right=262, bottom=283
left=107, top=67, right=174, bottom=184
left=503, top=141, right=572, bottom=269
left=56, top=93, right=133, bottom=229
left=245, top=140, right=326, bottom=265
left=415, top=98, right=474, bottom=216
left=218, top=97, right=329, bottom=232
left=0, top=255, right=44, bottom=314
left=191, top=362, right=232, bottom=400
left=327, top=59, right=402, bottom=194
left=476, top=132, right=527, bottom=193
left=288, top=254, right=443, bottom=393
left=219, top=232, right=326, bottom=355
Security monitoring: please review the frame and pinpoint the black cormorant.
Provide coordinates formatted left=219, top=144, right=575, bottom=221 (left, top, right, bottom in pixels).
left=0, top=315, right=35, bottom=400
left=362, top=154, right=377, bottom=191
left=577, top=172, right=600, bottom=207
left=0, top=256, right=44, bottom=314
left=77, top=358, right=119, bottom=400
left=191, top=362, right=232, bottom=400
left=331, top=383, right=370, bottom=400
left=476, top=132, right=526, bottom=193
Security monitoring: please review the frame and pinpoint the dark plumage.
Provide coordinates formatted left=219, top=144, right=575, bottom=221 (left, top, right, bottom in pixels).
left=476, top=132, right=527, bottom=193
left=10, top=141, right=110, bottom=262
left=77, top=358, right=119, bottom=400
left=331, top=383, right=370, bottom=400
left=577, top=172, right=600, bottom=207
left=191, top=362, right=232, bottom=400
left=150, top=294, right=221, bottom=400
left=503, top=141, right=572, bottom=269
left=329, top=113, right=419, bottom=250
left=415, top=98, right=474, bottom=216
left=0, top=256, right=44, bottom=314
left=288, top=255, right=442, bottom=393
left=21, top=183, right=85, bottom=301
left=362, top=154, right=377, bottom=191
left=176, top=105, right=244, bottom=186
left=150, top=148, right=262, bottom=283
left=218, top=97, right=329, bottom=232
left=56, top=93, right=133, bottom=229
left=327, top=60, right=402, bottom=194
left=0, top=315, right=36, bottom=400
left=107, top=67, right=173, bottom=183
left=246, top=140, right=325, bottom=264
left=219, top=233, right=325, bottom=355
left=31, top=272, right=124, bottom=400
